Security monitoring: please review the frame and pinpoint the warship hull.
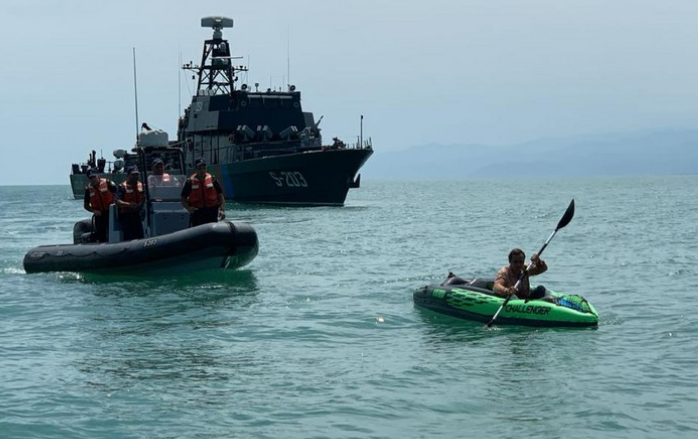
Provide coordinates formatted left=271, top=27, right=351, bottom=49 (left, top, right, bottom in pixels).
left=70, top=147, right=372, bottom=204
left=209, top=148, right=373, bottom=205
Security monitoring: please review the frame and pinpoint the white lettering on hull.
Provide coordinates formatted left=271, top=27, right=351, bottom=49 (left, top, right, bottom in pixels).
left=269, top=171, right=308, bottom=188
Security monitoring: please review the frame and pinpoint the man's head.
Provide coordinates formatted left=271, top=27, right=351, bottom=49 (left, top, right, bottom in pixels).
left=508, top=248, right=525, bottom=265
left=86, top=169, right=100, bottom=185
left=151, top=158, right=164, bottom=175
left=194, top=158, right=207, bottom=176
left=126, top=166, right=140, bottom=182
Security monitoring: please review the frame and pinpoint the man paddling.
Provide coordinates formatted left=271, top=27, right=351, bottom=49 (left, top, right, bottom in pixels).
left=492, top=248, right=549, bottom=300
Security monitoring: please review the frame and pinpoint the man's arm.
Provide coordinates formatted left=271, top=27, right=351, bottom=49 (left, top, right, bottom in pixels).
left=180, top=181, right=194, bottom=212
left=83, top=189, right=92, bottom=213
left=528, top=254, right=548, bottom=276
left=115, top=186, right=130, bottom=210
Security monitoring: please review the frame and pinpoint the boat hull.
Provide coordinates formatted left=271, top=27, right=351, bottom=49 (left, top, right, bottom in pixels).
left=413, top=283, right=598, bottom=328
left=207, top=148, right=373, bottom=206
left=71, top=148, right=373, bottom=204
left=23, top=221, right=258, bottom=275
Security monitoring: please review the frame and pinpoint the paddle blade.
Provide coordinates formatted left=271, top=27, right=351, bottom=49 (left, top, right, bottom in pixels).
left=556, top=199, right=575, bottom=231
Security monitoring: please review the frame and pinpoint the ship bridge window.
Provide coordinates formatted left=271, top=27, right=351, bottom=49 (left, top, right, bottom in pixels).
left=246, top=94, right=294, bottom=109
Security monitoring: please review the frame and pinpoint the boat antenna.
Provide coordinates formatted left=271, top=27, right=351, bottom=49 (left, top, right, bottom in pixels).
left=178, top=49, right=182, bottom=119
left=132, top=47, right=139, bottom=138
left=287, top=25, right=291, bottom=88
left=360, top=115, right=364, bottom=147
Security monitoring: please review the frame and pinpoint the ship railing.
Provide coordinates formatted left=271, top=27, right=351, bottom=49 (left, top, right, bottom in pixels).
left=348, top=137, right=372, bottom=150
left=71, top=158, right=124, bottom=175
left=190, top=136, right=372, bottom=164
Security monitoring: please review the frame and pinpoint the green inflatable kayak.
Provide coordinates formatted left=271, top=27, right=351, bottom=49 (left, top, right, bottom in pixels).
left=414, top=277, right=598, bottom=327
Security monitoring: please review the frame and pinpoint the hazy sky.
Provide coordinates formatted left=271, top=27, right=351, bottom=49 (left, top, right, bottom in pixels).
left=1, top=0, right=696, bottom=185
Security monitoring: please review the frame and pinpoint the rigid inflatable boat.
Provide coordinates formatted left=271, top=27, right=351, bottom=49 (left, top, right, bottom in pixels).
left=413, top=276, right=598, bottom=327
left=23, top=221, right=257, bottom=275
left=24, top=134, right=259, bottom=275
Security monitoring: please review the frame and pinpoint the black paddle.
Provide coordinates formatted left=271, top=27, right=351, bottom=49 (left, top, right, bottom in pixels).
left=485, top=199, right=576, bottom=328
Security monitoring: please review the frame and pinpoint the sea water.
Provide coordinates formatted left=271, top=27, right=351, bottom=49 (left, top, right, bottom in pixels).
left=1, top=176, right=697, bottom=439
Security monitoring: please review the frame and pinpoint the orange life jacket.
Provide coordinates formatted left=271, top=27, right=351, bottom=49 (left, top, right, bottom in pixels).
left=119, top=181, right=144, bottom=212
left=187, top=173, right=219, bottom=208
left=88, top=179, right=115, bottom=212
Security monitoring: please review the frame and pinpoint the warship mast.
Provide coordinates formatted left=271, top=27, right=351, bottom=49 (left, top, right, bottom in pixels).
left=182, top=16, right=248, bottom=96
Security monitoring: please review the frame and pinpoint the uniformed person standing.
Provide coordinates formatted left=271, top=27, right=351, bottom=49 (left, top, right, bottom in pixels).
left=115, top=166, right=145, bottom=240
left=83, top=168, right=117, bottom=242
left=180, top=158, right=225, bottom=227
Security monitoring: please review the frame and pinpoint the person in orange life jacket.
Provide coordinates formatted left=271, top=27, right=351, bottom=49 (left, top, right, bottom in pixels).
left=83, top=168, right=117, bottom=243
left=115, top=166, right=145, bottom=240
left=147, top=158, right=172, bottom=186
left=492, top=248, right=550, bottom=300
left=180, top=158, right=225, bottom=227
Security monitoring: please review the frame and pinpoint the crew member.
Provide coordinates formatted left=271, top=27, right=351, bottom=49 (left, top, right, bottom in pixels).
left=147, top=158, right=172, bottom=186
left=180, top=158, right=225, bottom=227
left=115, top=166, right=145, bottom=240
left=83, top=168, right=117, bottom=242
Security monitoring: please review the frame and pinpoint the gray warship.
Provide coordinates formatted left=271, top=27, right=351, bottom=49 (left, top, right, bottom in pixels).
left=176, top=16, right=373, bottom=205
left=69, top=16, right=373, bottom=205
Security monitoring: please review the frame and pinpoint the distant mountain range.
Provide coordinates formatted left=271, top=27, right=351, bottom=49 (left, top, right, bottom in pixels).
left=361, top=129, right=698, bottom=179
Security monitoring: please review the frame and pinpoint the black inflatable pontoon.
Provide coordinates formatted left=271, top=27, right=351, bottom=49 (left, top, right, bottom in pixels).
left=23, top=222, right=257, bottom=275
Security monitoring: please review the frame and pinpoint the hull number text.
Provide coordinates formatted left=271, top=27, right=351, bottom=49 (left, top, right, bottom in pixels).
left=269, top=171, right=308, bottom=188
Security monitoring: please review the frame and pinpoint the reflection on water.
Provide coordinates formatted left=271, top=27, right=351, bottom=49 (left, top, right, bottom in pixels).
left=70, top=268, right=264, bottom=401
left=415, top=306, right=502, bottom=346
left=57, top=269, right=260, bottom=317
left=414, top=305, right=597, bottom=350
left=61, top=268, right=257, bottom=289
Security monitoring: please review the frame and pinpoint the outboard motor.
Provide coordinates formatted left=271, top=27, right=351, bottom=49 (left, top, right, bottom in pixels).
left=73, top=219, right=95, bottom=244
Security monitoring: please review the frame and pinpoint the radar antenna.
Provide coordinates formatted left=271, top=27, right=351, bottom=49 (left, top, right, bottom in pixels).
left=201, top=16, right=234, bottom=39
left=182, top=16, right=247, bottom=96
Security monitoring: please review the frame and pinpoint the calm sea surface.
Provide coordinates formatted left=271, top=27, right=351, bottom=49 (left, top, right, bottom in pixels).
left=1, top=176, right=697, bottom=439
